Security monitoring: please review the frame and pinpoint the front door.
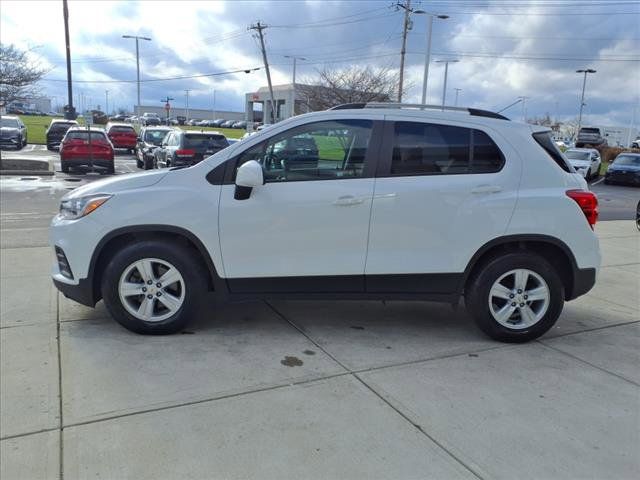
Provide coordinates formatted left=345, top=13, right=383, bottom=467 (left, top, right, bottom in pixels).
left=219, top=118, right=382, bottom=292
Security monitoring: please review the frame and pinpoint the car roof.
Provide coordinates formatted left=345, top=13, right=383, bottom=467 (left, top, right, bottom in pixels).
left=182, top=130, right=225, bottom=136
left=566, top=148, right=597, bottom=153
left=143, top=126, right=173, bottom=130
left=106, top=122, right=134, bottom=127
left=51, top=119, right=78, bottom=124
left=1, top=115, right=19, bottom=120
left=616, top=152, right=640, bottom=157
left=67, top=126, right=107, bottom=132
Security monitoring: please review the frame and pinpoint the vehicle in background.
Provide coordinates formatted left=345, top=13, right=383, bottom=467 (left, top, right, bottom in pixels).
left=176, top=116, right=187, bottom=125
left=575, top=127, right=607, bottom=148
left=141, top=112, right=161, bottom=126
left=232, top=120, right=248, bottom=129
left=155, top=130, right=229, bottom=168
left=109, top=114, right=127, bottom=122
left=604, top=152, right=640, bottom=186
left=126, top=115, right=138, bottom=123
left=221, top=120, right=236, bottom=128
left=212, top=119, right=226, bottom=127
left=60, top=127, right=115, bottom=174
left=632, top=137, right=640, bottom=149
left=227, top=138, right=240, bottom=145
left=135, top=126, right=174, bottom=170
left=46, top=119, right=78, bottom=150
left=0, top=115, right=28, bottom=150
left=563, top=148, right=601, bottom=180
left=186, top=119, right=200, bottom=126
left=105, top=123, right=138, bottom=153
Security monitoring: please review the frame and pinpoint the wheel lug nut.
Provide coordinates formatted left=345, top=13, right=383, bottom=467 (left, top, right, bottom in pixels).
left=147, top=294, right=153, bottom=299
left=156, top=292, right=162, bottom=297
left=524, top=295, right=528, bottom=300
left=147, top=280, right=153, bottom=285
left=517, top=289, right=523, bottom=294
left=509, top=294, right=514, bottom=298
left=156, top=283, right=162, bottom=288
left=142, top=287, right=147, bottom=292
left=520, top=303, right=525, bottom=307
left=511, top=302, right=516, bottom=307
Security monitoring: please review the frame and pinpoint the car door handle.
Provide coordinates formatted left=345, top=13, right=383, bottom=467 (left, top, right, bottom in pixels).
left=373, top=193, right=397, bottom=200
left=471, top=185, right=502, bottom=194
left=333, top=195, right=365, bottom=206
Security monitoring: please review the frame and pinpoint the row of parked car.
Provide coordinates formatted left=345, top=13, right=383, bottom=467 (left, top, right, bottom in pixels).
left=107, top=112, right=254, bottom=129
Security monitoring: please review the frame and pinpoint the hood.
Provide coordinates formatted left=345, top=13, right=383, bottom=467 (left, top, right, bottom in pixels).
left=62, top=169, right=169, bottom=200
left=1, top=127, right=20, bottom=134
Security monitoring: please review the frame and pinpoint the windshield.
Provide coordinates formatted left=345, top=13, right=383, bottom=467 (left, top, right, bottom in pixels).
left=144, top=130, right=170, bottom=145
left=1, top=118, right=19, bottom=128
left=612, top=155, right=640, bottom=166
left=184, top=134, right=228, bottom=149
left=580, top=128, right=600, bottom=134
left=565, top=151, right=591, bottom=161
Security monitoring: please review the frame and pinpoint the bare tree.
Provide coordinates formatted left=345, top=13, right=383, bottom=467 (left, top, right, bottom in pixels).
left=298, top=65, right=402, bottom=112
left=0, top=44, right=48, bottom=105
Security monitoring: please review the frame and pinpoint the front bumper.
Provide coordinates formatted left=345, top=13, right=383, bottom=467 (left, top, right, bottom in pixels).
left=0, top=136, right=20, bottom=147
left=53, top=275, right=95, bottom=306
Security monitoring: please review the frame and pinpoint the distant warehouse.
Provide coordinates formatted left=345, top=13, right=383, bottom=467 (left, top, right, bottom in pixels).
left=134, top=105, right=244, bottom=122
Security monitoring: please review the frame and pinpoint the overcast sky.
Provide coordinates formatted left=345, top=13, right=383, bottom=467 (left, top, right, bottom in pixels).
left=1, top=0, right=639, bottom=125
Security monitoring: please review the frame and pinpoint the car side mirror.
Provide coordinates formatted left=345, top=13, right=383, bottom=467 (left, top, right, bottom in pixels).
left=234, top=160, right=264, bottom=200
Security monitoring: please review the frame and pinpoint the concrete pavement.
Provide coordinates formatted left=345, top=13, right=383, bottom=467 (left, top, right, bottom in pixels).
left=0, top=221, right=638, bottom=479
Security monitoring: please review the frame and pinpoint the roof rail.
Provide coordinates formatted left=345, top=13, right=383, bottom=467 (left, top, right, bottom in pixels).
left=329, top=102, right=510, bottom=121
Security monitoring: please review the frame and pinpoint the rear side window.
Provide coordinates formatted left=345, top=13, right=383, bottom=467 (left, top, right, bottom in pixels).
left=532, top=131, right=574, bottom=173
left=390, top=122, right=504, bottom=175
left=184, top=134, right=229, bottom=149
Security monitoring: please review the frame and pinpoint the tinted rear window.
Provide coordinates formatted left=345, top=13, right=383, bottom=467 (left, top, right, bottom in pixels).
left=49, top=123, right=75, bottom=132
left=184, top=134, right=228, bottom=149
left=580, top=128, right=600, bottom=134
left=65, top=131, right=108, bottom=141
left=532, top=132, right=574, bottom=173
left=109, top=126, right=136, bottom=134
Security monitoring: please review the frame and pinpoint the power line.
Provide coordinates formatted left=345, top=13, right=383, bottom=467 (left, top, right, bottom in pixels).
left=40, top=67, right=261, bottom=84
left=269, top=5, right=391, bottom=28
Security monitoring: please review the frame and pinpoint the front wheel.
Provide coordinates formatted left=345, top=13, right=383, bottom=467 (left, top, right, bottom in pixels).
left=465, top=252, right=564, bottom=343
left=101, top=241, right=208, bottom=334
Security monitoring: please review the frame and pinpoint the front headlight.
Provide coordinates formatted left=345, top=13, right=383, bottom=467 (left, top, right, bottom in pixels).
left=59, top=194, right=112, bottom=220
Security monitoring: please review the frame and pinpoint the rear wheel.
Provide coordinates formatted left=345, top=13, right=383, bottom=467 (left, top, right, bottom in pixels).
left=465, top=252, right=564, bottom=342
left=16, top=137, right=23, bottom=150
left=101, top=241, right=208, bottom=334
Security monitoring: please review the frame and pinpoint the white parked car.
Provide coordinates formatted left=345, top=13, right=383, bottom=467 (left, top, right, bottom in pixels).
left=563, top=148, right=601, bottom=180
left=50, top=103, right=600, bottom=342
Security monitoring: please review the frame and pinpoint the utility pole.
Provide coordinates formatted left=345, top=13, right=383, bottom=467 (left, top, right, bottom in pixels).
left=284, top=55, right=305, bottom=116
left=454, top=88, right=462, bottom=107
left=249, top=21, right=277, bottom=123
left=184, top=89, right=191, bottom=120
left=397, top=0, right=412, bottom=102
left=62, top=0, right=76, bottom=119
left=105, top=90, right=109, bottom=115
left=435, top=60, right=458, bottom=110
left=212, top=89, right=216, bottom=121
left=161, top=96, right=173, bottom=124
left=122, top=35, right=152, bottom=122
left=576, top=69, right=596, bottom=134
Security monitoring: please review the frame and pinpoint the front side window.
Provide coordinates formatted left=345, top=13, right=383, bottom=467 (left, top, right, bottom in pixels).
left=390, top=122, right=504, bottom=176
left=235, top=120, right=373, bottom=182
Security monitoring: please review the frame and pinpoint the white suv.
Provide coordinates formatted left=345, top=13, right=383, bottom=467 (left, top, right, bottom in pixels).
left=50, top=103, right=600, bottom=342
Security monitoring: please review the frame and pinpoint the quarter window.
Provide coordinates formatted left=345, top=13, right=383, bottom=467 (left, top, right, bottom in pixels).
left=235, top=120, right=373, bottom=182
left=390, top=122, right=504, bottom=175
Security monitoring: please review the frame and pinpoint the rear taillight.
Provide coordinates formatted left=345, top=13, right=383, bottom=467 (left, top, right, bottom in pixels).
left=566, top=189, right=598, bottom=229
left=175, top=149, right=195, bottom=157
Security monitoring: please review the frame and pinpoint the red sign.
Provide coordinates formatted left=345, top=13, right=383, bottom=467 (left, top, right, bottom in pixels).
left=252, top=94, right=259, bottom=101
left=165, top=102, right=171, bottom=111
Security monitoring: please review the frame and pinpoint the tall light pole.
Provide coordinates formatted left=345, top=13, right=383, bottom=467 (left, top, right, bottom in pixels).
left=576, top=69, right=596, bottom=134
left=454, top=88, right=462, bottom=107
left=435, top=59, right=458, bottom=110
left=518, top=96, right=530, bottom=123
left=62, top=0, right=76, bottom=119
left=105, top=90, right=109, bottom=115
left=184, top=89, right=191, bottom=120
left=284, top=55, right=306, bottom=116
left=413, top=11, right=449, bottom=104
left=212, top=89, right=216, bottom=121
left=122, top=34, right=151, bottom=122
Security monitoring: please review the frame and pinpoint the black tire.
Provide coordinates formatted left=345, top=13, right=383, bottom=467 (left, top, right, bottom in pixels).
left=16, top=137, right=23, bottom=150
left=107, top=163, right=115, bottom=174
left=465, top=252, right=564, bottom=343
left=136, top=157, right=143, bottom=169
left=101, top=240, right=208, bottom=334
left=61, top=161, right=70, bottom=173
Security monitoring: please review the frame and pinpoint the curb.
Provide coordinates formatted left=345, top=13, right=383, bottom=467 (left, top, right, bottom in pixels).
left=0, top=157, right=53, bottom=175
left=0, top=170, right=55, bottom=176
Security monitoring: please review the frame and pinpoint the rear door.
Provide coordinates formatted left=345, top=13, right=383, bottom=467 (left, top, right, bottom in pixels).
left=364, top=117, right=521, bottom=292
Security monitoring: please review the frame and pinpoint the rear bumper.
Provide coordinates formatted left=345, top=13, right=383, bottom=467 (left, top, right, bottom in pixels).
left=605, top=171, right=640, bottom=185
left=568, top=267, right=597, bottom=300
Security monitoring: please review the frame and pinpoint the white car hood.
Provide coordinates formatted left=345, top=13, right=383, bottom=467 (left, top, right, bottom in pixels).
left=62, top=169, right=169, bottom=200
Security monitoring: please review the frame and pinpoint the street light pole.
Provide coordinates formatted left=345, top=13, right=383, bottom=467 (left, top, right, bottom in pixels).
left=436, top=60, right=458, bottom=110
left=454, top=88, right=462, bottom=107
left=576, top=69, right=596, bottom=134
left=105, top=90, right=109, bottom=115
left=284, top=55, right=306, bottom=116
left=184, top=89, right=191, bottom=120
left=122, top=35, right=151, bottom=122
left=415, top=12, right=449, bottom=104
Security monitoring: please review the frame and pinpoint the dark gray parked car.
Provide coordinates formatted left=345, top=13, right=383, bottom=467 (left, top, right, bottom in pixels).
left=154, top=130, right=229, bottom=168
left=46, top=119, right=78, bottom=150
left=0, top=115, right=27, bottom=150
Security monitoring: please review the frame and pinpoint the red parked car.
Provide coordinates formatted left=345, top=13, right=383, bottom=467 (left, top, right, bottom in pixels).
left=60, top=127, right=115, bottom=174
left=105, top=122, right=137, bottom=153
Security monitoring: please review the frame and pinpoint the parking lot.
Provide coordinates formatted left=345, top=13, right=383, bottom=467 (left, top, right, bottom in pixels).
left=0, top=144, right=638, bottom=479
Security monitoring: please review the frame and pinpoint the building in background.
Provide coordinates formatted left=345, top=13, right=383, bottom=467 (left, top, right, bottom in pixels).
left=7, top=97, right=52, bottom=114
